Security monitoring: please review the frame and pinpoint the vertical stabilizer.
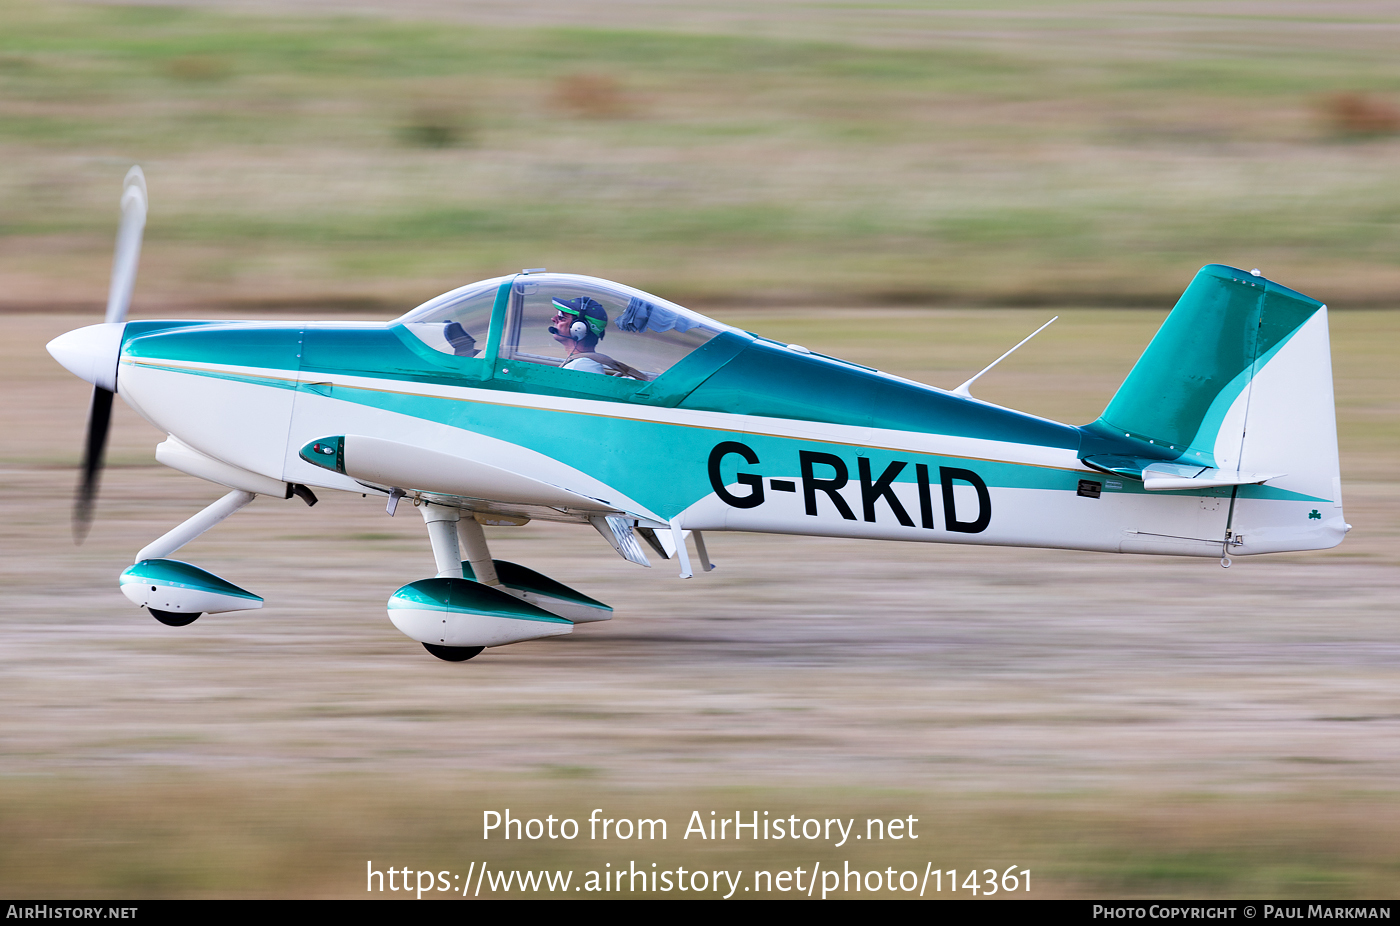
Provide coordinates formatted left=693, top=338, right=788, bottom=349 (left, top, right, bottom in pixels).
left=1086, top=265, right=1344, bottom=553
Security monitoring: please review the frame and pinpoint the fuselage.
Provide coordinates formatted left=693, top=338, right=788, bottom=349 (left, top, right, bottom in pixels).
left=54, top=270, right=1345, bottom=560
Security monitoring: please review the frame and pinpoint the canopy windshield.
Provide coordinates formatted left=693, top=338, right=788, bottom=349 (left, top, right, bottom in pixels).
left=501, top=274, right=730, bottom=381
left=395, top=276, right=509, bottom=358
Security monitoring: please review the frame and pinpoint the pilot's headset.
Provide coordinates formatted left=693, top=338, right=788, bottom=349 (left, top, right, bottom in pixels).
left=550, top=297, right=608, bottom=342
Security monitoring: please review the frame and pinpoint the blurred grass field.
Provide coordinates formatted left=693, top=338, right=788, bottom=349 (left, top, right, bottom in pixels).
left=5, top=779, right=1400, bottom=898
left=5, top=0, right=1400, bottom=308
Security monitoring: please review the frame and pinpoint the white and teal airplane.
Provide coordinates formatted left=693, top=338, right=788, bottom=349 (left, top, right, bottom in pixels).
left=47, top=168, right=1349, bottom=662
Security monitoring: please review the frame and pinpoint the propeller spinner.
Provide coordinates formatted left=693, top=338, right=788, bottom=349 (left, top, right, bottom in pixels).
left=69, top=166, right=146, bottom=543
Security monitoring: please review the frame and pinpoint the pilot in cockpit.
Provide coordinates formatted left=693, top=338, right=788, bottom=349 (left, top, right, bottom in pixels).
left=548, top=297, right=645, bottom=379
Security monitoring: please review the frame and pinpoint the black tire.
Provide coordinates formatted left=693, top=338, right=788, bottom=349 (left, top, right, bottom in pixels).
left=423, top=643, right=485, bottom=662
left=149, top=608, right=200, bottom=627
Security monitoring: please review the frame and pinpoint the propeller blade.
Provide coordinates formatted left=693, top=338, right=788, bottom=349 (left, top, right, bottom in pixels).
left=73, top=386, right=114, bottom=544
left=105, top=166, right=147, bottom=325
left=73, top=166, right=146, bottom=542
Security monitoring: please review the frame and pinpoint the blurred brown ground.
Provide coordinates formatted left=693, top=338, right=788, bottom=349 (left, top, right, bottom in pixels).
left=3, top=305, right=1398, bottom=897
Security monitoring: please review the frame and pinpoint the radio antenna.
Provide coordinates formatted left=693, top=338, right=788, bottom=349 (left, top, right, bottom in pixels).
left=953, top=316, right=1058, bottom=398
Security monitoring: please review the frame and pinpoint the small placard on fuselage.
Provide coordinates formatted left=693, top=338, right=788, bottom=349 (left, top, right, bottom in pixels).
left=1077, top=479, right=1103, bottom=499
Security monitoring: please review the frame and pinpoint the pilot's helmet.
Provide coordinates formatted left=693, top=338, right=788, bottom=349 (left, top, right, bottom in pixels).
left=551, top=296, right=608, bottom=341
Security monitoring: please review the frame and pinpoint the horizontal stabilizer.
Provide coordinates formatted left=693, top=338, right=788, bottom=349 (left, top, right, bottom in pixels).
left=1141, top=462, right=1284, bottom=492
left=1084, top=454, right=1283, bottom=490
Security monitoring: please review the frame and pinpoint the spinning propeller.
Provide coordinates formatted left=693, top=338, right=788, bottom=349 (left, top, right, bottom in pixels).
left=72, top=166, right=146, bottom=543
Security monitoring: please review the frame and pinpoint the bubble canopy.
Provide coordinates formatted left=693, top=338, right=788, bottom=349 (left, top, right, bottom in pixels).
left=395, top=275, right=511, bottom=359
left=396, top=273, right=735, bottom=381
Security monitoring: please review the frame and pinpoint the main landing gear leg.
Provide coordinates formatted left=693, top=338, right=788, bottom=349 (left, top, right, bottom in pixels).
left=418, top=502, right=461, bottom=578
left=416, top=502, right=485, bottom=662
left=456, top=514, right=500, bottom=587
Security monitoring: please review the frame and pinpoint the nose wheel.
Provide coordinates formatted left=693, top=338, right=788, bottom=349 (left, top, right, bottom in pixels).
left=149, top=608, right=201, bottom=627
left=423, top=643, right=484, bottom=662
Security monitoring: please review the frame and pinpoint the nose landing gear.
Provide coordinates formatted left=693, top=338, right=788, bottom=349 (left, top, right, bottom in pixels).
left=119, top=491, right=265, bottom=625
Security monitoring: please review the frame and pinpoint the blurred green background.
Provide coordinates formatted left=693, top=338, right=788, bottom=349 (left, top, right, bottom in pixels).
left=5, top=0, right=1400, bottom=311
